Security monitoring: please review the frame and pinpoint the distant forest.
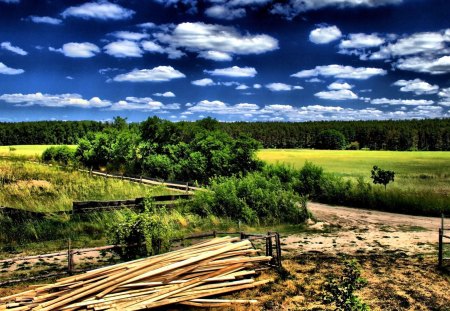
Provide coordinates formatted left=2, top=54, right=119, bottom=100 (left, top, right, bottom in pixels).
left=1, top=118, right=449, bottom=151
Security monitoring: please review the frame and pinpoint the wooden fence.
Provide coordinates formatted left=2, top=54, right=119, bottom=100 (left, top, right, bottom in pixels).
left=0, top=231, right=282, bottom=286
left=438, top=214, right=450, bottom=268
left=72, top=194, right=193, bottom=214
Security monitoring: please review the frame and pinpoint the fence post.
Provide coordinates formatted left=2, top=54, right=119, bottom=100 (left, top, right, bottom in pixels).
left=140, top=176, right=143, bottom=183
left=67, top=238, right=73, bottom=275
left=213, top=230, right=217, bottom=238
left=439, top=228, right=443, bottom=268
left=275, top=232, right=282, bottom=268
left=186, top=182, right=189, bottom=193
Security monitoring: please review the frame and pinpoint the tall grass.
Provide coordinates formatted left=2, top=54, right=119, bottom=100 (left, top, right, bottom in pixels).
left=0, top=159, right=173, bottom=212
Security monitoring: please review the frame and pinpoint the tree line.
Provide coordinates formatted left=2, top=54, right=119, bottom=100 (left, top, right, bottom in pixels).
left=1, top=118, right=450, bottom=151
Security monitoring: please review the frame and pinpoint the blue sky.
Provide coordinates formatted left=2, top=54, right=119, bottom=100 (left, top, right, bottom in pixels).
left=0, top=0, right=449, bottom=122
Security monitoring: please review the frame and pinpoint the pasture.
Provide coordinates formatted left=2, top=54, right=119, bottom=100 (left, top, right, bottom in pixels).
left=258, top=149, right=450, bottom=194
left=0, top=145, right=77, bottom=159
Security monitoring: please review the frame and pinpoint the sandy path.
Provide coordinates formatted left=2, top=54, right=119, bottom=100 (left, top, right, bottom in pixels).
left=282, top=203, right=443, bottom=256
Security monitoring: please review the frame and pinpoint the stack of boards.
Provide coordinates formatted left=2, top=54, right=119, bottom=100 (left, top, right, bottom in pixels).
left=1, top=237, right=273, bottom=310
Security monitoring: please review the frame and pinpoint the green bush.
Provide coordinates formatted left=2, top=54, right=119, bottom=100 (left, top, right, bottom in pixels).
left=42, top=145, right=75, bottom=165
left=190, top=172, right=308, bottom=225
left=315, top=129, right=347, bottom=150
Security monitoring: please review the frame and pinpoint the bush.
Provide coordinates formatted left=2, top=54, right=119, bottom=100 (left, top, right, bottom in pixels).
left=42, top=146, right=75, bottom=165
left=190, top=172, right=308, bottom=225
left=315, top=129, right=347, bottom=150
left=298, top=161, right=324, bottom=197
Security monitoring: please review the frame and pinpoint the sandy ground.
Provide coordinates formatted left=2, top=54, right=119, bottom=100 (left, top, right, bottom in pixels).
left=282, top=202, right=441, bottom=256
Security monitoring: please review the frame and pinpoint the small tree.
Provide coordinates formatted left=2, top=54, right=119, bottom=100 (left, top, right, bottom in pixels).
left=316, top=129, right=347, bottom=150
left=370, top=165, right=395, bottom=190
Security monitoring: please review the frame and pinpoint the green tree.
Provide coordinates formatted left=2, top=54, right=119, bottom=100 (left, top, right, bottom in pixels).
left=316, top=129, right=347, bottom=150
left=370, top=165, right=395, bottom=190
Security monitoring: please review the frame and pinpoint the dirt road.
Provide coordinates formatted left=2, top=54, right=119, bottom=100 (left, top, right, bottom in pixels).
left=282, top=202, right=442, bottom=256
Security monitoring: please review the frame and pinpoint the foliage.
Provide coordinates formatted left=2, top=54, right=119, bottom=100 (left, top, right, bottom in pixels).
left=42, top=145, right=76, bottom=165
left=190, top=170, right=309, bottom=225
left=370, top=165, right=395, bottom=190
left=107, top=204, right=182, bottom=259
left=316, top=129, right=347, bottom=150
left=76, top=117, right=263, bottom=183
left=323, top=260, right=370, bottom=311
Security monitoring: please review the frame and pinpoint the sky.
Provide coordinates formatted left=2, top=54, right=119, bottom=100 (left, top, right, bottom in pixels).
left=0, top=0, right=450, bottom=122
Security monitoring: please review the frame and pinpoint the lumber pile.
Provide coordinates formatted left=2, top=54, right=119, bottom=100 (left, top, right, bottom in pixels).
left=0, top=237, right=272, bottom=310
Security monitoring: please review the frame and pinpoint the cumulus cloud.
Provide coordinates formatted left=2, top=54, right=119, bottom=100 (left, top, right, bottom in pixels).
left=154, top=22, right=278, bottom=60
left=339, top=33, right=384, bottom=49
left=393, top=79, right=439, bottom=95
left=28, top=16, right=62, bottom=25
left=153, top=91, right=176, bottom=97
left=141, top=41, right=165, bottom=54
left=396, top=56, right=450, bottom=75
left=109, top=96, right=179, bottom=111
left=271, top=0, right=403, bottom=19
left=386, top=32, right=447, bottom=57
left=291, top=64, right=387, bottom=80
left=1, top=42, right=27, bottom=56
left=191, top=78, right=215, bottom=86
left=315, top=89, right=358, bottom=100
left=309, top=25, right=342, bottom=44
left=265, top=83, right=303, bottom=91
left=0, top=92, right=110, bottom=108
left=0, top=62, right=24, bottom=75
left=104, top=40, right=142, bottom=58
left=205, top=5, right=246, bottom=20
left=50, top=42, right=100, bottom=58
left=61, top=1, right=135, bottom=20
left=111, top=31, right=149, bottom=41
left=205, top=66, right=257, bottom=78
left=328, top=82, right=353, bottom=90
left=113, top=66, right=186, bottom=82
left=188, top=100, right=260, bottom=115
left=198, top=51, right=232, bottom=61
left=370, top=98, right=434, bottom=106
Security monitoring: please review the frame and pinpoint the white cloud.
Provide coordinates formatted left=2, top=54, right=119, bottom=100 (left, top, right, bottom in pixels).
left=271, top=0, right=403, bottom=19
left=265, top=82, right=303, bottom=91
left=305, top=78, right=324, bottom=83
left=191, top=78, right=215, bottom=86
left=0, top=62, right=24, bottom=75
left=28, top=16, right=62, bottom=25
left=291, top=64, right=386, bottom=80
left=50, top=42, right=100, bottom=58
left=0, top=92, right=110, bottom=108
left=198, top=50, right=232, bottom=61
left=393, top=79, right=439, bottom=95
left=253, top=83, right=262, bottom=89
left=188, top=100, right=260, bottom=115
left=387, top=32, right=447, bottom=57
left=153, top=91, right=176, bottom=97
left=315, top=89, right=358, bottom=100
left=111, top=31, right=149, bottom=41
left=61, top=1, right=134, bottom=20
left=236, top=84, right=249, bottom=90
left=396, top=56, right=450, bottom=75
left=141, top=41, right=165, bottom=54
left=309, top=25, right=342, bottom=44
left=339, top=33, right=384, bottom=49
left=104, top=40, right=142, bottom=58
left=205, top=5, right=246, bottom=20
left=113, top=66, right=186, bottom=82
left=438, top=87, right=450, bottom=99
left=109, top=97, right=179, bottom=111
left=370, top=98, right=434, bottom=106
left=328, top=82, right=353, bottom=90
left=155, top=22, right=278, bottom=59
left=205, top=66, right=257, bottom=77
left=1, top=42, right=27, bottom=56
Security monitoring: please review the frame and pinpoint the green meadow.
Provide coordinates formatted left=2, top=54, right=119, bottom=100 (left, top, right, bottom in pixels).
left=257, top=149, right=450, bottom=195
left=0, top=145, right=77, bottom=159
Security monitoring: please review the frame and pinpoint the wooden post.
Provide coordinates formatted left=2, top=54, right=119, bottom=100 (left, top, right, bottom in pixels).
left=275, top=232, right=282, bottom=268
left=213, top=230, right=217, bottom=238
left=438, top=228, right=443, bottom=268
left=267, top=232, right=273, bottom=266
left=89, top=167, right=92, bottom=176
left=140, top=176, right=143, bottom=183
left=67, top=239, right=73, bottom=275
left=186, top=182, right=189, bottom=193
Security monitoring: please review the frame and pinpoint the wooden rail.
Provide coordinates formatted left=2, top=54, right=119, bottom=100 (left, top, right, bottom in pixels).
left=0, top=231, right=282, bottom=286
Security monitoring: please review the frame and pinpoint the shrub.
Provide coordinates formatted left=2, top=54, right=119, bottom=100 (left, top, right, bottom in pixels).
left=42, top=146, right=75, bottom=165
left=370, top=165, right=395, bottom=190
left=298, top=161, right=324, bottom=197
left=316, top=129, right=347, bottom=150
left=190, top=172, right=308, bottom=225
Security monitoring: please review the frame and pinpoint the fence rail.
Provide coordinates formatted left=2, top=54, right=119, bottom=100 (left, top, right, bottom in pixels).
left=438, top=214, right=450, bottom=268
left=0, top=231, right=282, bottom=286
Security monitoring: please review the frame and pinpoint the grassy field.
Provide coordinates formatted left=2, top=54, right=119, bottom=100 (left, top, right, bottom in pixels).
left=0, top=159, right=174, bottom=212
left=0, top=145, right=77, bottom=159
left=258, top=149, right=450, bottom=195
